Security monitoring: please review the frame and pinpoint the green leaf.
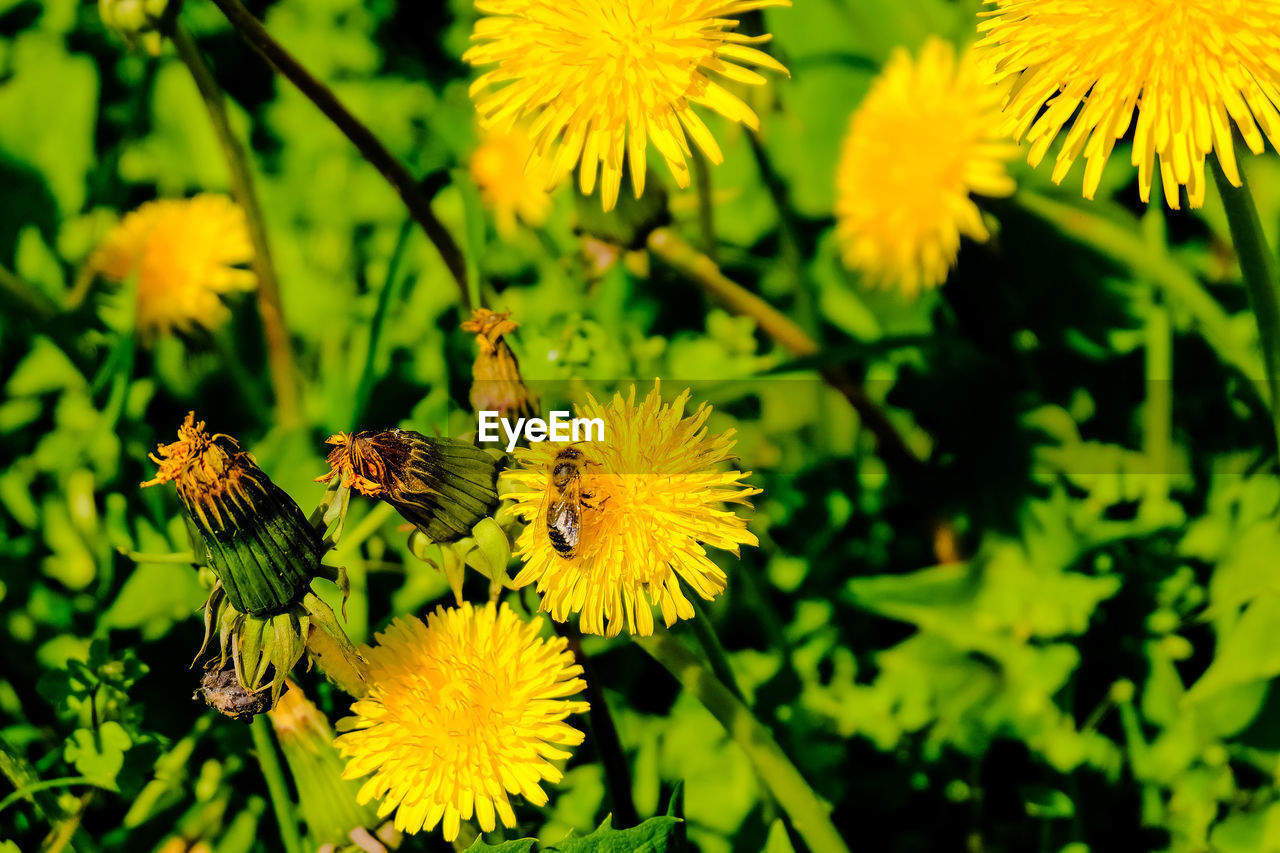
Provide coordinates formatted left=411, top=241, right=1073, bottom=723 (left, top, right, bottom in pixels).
left=548, top=815, right=683, bottom=853
left=0, top=33, right=97, bottom=216
left=64, top=721, right=132, bottom=788
left=102, top=561, right=208, bottom=639
left=764, top=819, right=798, bottom=853
left=466, top=839, right=537, bottom=853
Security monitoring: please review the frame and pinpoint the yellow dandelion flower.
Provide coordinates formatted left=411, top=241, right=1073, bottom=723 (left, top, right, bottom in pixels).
left=92, top=194, right=255, bottom=337
left=470, top=126, right=555, bottom=238
left=978, top=0, right=1280, bottom=210
left=503, top=383, right=760, bottom=637
left=835, top=37, right=1017, bottom=296
left=464, top=0, right=791, bottom=212
left=335, top=602, right=588, bottom=841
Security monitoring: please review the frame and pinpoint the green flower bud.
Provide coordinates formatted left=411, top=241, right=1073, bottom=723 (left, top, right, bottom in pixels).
left=99, top=0, right=180, bottom=55
left=268, top=681, right=380, bottom=844
left=317, top=429, right=500, bottom=543
left=145, top=413, right=363, bottom=703
left=143, top=412, right=321, bottom=616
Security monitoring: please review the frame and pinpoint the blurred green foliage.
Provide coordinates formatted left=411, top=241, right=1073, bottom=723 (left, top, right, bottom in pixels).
left=7, top=1, right=1280, bottom=852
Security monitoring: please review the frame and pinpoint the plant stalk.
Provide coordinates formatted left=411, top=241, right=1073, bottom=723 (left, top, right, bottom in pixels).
left=0, top=264, right=58, bottom=321
left=647, top=227, right=926, bottom=482
left=172, top=23, right=300, bottom=427
left=689, top=598, right=746, bottom=703
left=564, top=633, right=639, bottom=827
left=250, top=716, right=304, bottom=853
left=634, top=632, right=852, bottom=853
left=1211, top=155, right=1280, bottom=451
left=1017, top=191, right=1269, bottom=406
left=207, top=0, right=471, bottom=308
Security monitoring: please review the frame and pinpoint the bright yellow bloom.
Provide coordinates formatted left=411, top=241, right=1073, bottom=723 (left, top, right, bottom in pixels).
left=978, top=0, right=1280, bottom=209
left=464, top=0, right=791, bottom=212
left=503, top=383, right=760, bottom=637
left=92, top=194, right=255, bottom=338
left=835, top=38, right=1017, bottom=295
left=335, top=602, right=588, bottom=841
left=470, top=126, right=555, bottom=238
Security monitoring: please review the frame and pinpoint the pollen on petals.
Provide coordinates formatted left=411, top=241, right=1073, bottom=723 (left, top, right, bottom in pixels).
left=464, top=0, right=791, bottom=212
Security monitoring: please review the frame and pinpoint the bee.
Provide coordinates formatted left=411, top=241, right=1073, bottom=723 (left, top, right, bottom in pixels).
left=545, top=446, right=592, bottom=559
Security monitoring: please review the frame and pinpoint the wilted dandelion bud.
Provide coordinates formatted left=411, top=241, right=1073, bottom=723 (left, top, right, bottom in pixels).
left=461, top=308, right=538, bottom=420
left=196, top=666, right=273, bottom=723
left=317, top=430, right=500, bottom=543
left=99, top=0, right=180, bottom=56
left=268, top=681, right=380, bottom=845
left=144, top=413, right=360, bottom=702
left=142, top=412, right=320, bottom=615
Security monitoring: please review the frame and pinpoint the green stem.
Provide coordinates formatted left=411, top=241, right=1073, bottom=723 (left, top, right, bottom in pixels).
left=353, top=217, right=414, bottom=426
left=1143, top=293, right=1172, bottom=507
left=250, top=716, right=304, bottom=853
left=172, top=22, right=300, bottom=428
left=0, top=263, right=58, bottom=321
left=563, top=633, right=639, bottom=827
left=647, top=228, right=926, bottom=483
left=1211, top=156, right=1280, bottom=451
left=633, top=633, right=852, bottom=853
left=0, top=777, right=98, bottom=815
left=690, top=146, right=716, bottom=260
left=689, top=598, right=745, bottom=703
left=746, top=130, right=814, bottom=336
left=1017, top=191, right=1269, bottom=405
left=119, top=550, right=197, bottom=564
left=206, top=0, right=472, bottom=309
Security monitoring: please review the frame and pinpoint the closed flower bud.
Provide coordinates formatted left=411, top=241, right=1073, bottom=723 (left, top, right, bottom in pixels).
left=461, top=308, right=538, bottom=420
left=145, top=413, right=363, bottom=702
left=142, top=412, right=321, bottom=616
left=99, top=0, right=179, bottom=55
left=317, top=430, right=500, bottom=544
left=268, top=681, right=380, bottom=845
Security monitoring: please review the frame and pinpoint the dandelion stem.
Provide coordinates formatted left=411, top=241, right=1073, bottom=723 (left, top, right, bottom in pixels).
left=172, top=23, right=299, bottom=428
left=0, top=777, right=98, bottom=816
left=206, top=0, right=471, bottom=308
left=0, top=263, right=58, bottom=322
left=1211, top=156, right=1280, bottom=451
left=688, top=598, right=745, bottom=703
left=1143, top=292, right=1173, bottom=507
left=634, top=632, right=852, bottom=853
left=563, top=633, right=639, bottom=827
left=353, top=217, right=415, bottom=427
left=1017, top=191, right=1270, bottom=406
left=647, top=227, right=926, bottom=482
left=250, top=716, right=304, bottom=853
left=690, top=146, right=717, bottom=260
left=119, top=550, right=197, bottom=564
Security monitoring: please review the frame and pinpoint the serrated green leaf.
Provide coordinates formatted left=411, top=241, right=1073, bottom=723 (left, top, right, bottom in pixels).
left=466, top=838, right=537, bottom=853
left=548, top=815, right=683, bottom=853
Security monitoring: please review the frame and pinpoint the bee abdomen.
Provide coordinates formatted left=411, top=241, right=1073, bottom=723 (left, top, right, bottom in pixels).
left=547, top=524, right=577, bottom=558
